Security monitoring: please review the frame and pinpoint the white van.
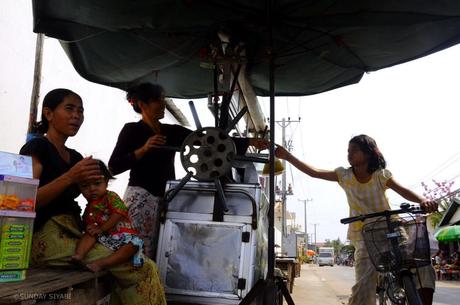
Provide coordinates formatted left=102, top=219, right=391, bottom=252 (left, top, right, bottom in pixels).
left=318, top=247, right=334, bottom=267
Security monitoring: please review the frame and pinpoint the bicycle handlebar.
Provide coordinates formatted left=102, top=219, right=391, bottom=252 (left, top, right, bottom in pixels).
left=340, top=203, right=424, bottom=224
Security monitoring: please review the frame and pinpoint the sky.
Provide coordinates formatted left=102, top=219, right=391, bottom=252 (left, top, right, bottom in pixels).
left=2, top=1, right=460, bottom=243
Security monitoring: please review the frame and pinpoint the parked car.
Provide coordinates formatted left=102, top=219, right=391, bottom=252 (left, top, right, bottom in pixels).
left=318, top=247, right=334, bottom=267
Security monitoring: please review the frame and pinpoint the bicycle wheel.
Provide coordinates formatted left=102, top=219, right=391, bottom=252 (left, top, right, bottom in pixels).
left=378, top=287, right=390, bottom=305
left=377, top=274, right=398, bottom=305
left=377, top=274, right=388, bottom=305
left=401, top=273, right=423, bottom=305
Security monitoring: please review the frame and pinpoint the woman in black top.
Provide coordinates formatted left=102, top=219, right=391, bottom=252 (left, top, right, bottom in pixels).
left=20, top=88, right=166, bottom=305
left=109, top=83, right=267, bottom=258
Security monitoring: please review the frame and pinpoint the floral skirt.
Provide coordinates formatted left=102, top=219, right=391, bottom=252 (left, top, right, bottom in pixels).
left=123, top=186, right=162, bottom=259
left=31, top=215, right=166, bottom=305
left=98, top=232, right=145, bottom=267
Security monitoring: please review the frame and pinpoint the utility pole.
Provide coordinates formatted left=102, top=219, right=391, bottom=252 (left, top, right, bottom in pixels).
left=298, top=198, right=312, bottom=252
left=275, top=117, right=300, bottom=238
left=312, top=223, right=319, bottom=252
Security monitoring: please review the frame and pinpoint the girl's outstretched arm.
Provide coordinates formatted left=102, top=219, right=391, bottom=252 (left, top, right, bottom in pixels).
left=386, top=178, right=438, bottom=213
left=275, top=146, right=338, bottom=182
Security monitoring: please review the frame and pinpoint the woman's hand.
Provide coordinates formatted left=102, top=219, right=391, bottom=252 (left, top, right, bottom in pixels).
left=66, top=157, right=101, bottom=184
left=275, top=145, right=291, bottom=160
left=133, top=135, right=167, bottom=160
left=249, top=138, right=269, bottom=151
left=141, top=135, right=167, bottom=153
left=420, top=199, right=438, bottom=213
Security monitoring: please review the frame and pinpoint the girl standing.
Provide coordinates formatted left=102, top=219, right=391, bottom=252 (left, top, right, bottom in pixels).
left=275, top=134, right=437, bottom=305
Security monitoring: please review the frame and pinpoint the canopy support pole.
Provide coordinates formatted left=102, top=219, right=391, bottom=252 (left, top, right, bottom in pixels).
left=243, top=1, right=295, bottom=304
left=26, top=33, right=44, bottom=141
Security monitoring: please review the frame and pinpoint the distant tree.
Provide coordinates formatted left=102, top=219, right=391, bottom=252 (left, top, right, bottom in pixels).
left=421, top=179, right=456, bottom=228
left=324, top=237, right=345, bottom=254
left=421, top=179, right=454, bottom=200
left=288, top=224, right=302, bottom=233
left=340, top=244, right=355, bottom=254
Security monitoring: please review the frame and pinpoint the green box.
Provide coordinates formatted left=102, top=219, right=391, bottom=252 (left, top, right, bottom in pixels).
left=0, top=214, right=34, bottom=270
left=0, top=269, right=26, bottom=282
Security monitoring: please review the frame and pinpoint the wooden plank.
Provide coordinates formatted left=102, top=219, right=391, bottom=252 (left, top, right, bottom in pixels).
left=275, top=259, right=296, bottom=293
left=0, top=268, right=107, bottom=303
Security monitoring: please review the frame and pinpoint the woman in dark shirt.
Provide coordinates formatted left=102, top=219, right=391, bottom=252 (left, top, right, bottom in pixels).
left=21, top=88, right=166, bottom=305
left=109, top=83, right=267, bottom=258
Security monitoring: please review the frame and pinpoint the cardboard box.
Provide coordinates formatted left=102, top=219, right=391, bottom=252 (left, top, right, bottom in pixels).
left=0, top=151, right=33, bottom=179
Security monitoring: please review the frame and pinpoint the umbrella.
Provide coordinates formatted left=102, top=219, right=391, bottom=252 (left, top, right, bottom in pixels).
left=306, top=249, right=316, bottom=256
left=434, top=225, right=460, bottom=242
left=31, top=1, right=460, bottom=99
left=30, top=2, right=460, bottom=303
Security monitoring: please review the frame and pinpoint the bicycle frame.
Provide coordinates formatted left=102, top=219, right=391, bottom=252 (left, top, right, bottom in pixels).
left=341, top=203, right=426, bottom=305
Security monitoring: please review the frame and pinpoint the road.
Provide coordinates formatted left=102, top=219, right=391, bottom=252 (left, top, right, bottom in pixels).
left=290, top=264, right=459, bottom=305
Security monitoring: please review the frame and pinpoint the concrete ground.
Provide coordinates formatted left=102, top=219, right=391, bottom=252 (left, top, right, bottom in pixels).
left=288, top=264, right=460, bottom=305
left=290, top=264, right=348, bottom=305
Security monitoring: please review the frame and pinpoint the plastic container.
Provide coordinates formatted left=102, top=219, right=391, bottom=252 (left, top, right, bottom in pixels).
left=0, top=175, right=38, bottom=212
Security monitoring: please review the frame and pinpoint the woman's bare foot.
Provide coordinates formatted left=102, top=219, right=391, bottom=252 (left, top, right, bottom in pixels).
left=86, top=261, right=104, bottom=273
left=70, top=254, right=83, bottom=263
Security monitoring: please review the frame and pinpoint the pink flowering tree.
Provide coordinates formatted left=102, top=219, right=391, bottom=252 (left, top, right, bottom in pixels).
left=421, top=179, right=455, bottom=228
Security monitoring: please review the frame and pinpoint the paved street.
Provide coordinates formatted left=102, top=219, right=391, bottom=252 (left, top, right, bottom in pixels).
left=289, top=264, right=460, bottom=305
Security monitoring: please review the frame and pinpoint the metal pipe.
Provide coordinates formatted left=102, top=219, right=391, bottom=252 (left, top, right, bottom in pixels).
left=225, top=106, right=248, bottom=134
left=188, top=100, right=202, bottom=130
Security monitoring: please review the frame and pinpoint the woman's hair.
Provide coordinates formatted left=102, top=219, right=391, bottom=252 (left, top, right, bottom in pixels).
left=96, top=159, right=115, bottom=181
left=126, top=83, right=165, bottom=114
left=35, top=89, right=82, bottom=134
left=349, top=134, right=386, bottom=173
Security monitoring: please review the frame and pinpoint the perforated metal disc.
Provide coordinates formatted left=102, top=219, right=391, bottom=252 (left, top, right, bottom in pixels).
left=180, top=127, right=236, bottom=181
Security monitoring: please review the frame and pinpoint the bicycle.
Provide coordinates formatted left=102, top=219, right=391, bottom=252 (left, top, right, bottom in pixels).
left=340, top=203, right=432, bottom=305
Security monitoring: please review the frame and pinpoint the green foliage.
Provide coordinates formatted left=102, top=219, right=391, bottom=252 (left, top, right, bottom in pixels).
left=324, top=237, right=345, bottom=254
left=298, top=254, right=312, bottom=263
left=430, top=198, right=451, bottom=228
left=340, top=244, right=355, bottom=253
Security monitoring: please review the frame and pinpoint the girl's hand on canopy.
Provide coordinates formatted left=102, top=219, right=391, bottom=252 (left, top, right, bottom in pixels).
left=250, top=138, right=269, bottom=150
left=67, top=157, right=102, bottom=184
left=274, top=145, right=290, bottom=160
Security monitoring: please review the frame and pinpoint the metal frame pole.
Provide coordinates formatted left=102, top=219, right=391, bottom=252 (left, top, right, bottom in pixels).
left=27, top=33, right=44, bottom=141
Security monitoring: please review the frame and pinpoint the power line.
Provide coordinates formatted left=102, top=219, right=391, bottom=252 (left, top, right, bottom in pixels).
left=419, top=151, right=460, bottom=181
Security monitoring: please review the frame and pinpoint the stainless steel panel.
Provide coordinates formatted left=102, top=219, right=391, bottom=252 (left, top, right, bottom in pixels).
left=156, top=180, right=268, bottom=305
left=158, top=219, right=250, bottom=299
left=166, top=181, right=260, bottom=216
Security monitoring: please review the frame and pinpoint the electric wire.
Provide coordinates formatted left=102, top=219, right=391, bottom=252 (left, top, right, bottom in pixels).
left=408, top=152, right=460, bottom=189
left=419, top=151, right=460, bottom=181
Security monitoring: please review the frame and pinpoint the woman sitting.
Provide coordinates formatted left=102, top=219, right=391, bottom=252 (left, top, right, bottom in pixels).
left=20, top=88, right=166, bottom=305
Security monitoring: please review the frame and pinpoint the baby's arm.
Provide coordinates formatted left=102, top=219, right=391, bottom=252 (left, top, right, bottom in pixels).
left=87, top=213, right=124, bottom=236
left=99, top=213, right=124, bottom=233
